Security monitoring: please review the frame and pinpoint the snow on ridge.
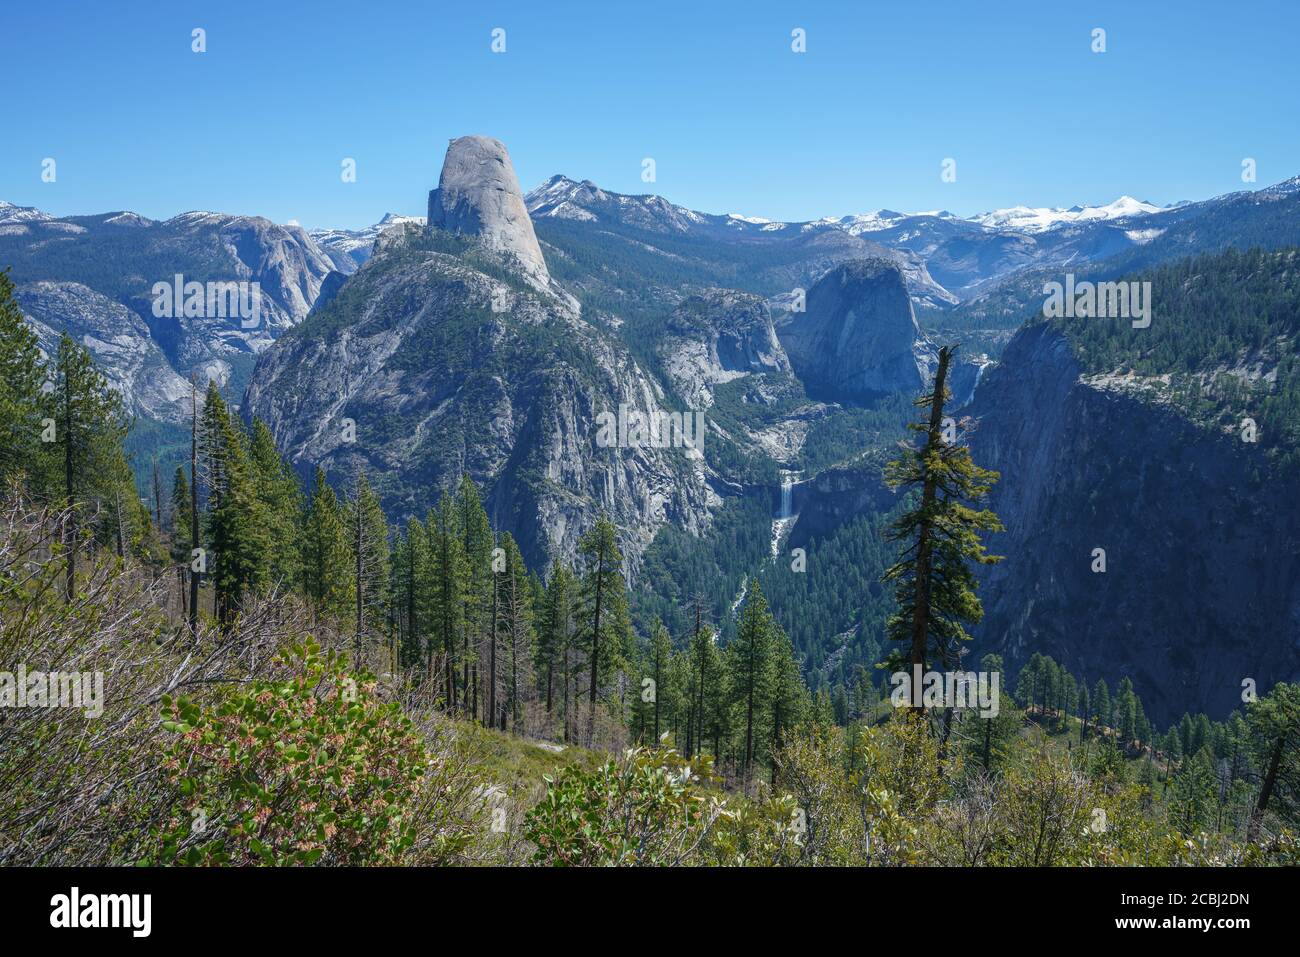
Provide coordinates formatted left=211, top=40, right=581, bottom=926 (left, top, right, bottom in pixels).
left=968, top=196, right=1166, bottom=233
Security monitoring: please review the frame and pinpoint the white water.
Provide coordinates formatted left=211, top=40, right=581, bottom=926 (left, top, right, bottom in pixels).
left=769, top=470, right=801, bottom=558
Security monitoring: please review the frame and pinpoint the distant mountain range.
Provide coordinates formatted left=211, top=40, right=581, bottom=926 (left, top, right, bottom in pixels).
left=4, top=155, right=1299, bottom=722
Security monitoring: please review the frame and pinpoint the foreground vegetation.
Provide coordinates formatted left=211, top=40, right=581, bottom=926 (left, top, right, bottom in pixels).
left=1, top=268, right=1296, bottom=866
left=1, top=500, right=1293, bottom=865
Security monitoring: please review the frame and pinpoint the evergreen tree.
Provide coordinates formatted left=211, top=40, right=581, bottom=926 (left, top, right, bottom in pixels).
left=302, top=467, right=354, bottom=624
left=882, top=346, right=1003, bottom=691
left=199, top=382, right=268, bottom=627
left=968, top=653, right=1021, bottom=773
left=686, top=604, right=721, bottom=759
left=391, top=517, right=431, bottom=672
left=169, top=466, right=193, bottom=615
left=0, top=269, right=47, bottom=490
left=49, top=334, right=130, bottom=599
left=577, top=515, right=630, bottom=747
left=729, top=577, right=775, bottom=783
left=456, top=476, right=492, bottom=717
left=247, top=417, right=303, bottom=592
left=647, top=619, right=673, bottom=742
left=346, top=470, right=390, bottom=664
left=428, top=495, right=467, bottom=709
left=495, top=533, right=533, bottom=731
left=1092, top=679, right=1111, bottom=735
left=1246, top=682, right=1300, bottom=837
left=1170, top=747, right=1217, bottom=835
left=1116, top=677, right=1138, bottom=746
left=536, top=561, right=573, bottom=724
left=768, top=626, right=806, bottom=785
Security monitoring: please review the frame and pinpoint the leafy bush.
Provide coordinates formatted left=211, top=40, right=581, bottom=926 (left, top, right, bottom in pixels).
left=155, top=640, right=430, bottom=866
left=525, top=745, right=725, bottom=866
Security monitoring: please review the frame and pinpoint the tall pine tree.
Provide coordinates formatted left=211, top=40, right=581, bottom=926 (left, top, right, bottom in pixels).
left=883, top=346, right=1003, bottom=698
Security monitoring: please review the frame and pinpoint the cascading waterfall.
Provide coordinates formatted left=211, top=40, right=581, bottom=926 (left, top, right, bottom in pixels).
left=770, top=470, right=801, bottom=558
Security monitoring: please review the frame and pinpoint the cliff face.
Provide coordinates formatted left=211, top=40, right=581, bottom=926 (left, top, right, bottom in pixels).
left=0, top=205, right=337, bottom=400
left=659, top=289, right=792, bottom=410
left=19, top=281, right=191, bottom=424
left=776, top=259, right=931, bottom=401
left=967, top=323, right=1300, bottom=723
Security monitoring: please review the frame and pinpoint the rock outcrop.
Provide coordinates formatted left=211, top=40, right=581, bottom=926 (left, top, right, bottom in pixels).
left=428, top=136, right=550, bottom=287
left=659, top=289, right=791, bottom=409
left=776, top=258, right=930, bottom=400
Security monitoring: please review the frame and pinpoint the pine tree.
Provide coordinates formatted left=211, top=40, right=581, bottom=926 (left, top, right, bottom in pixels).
left=346, top=470, right=390, bottom=665
left=1092, top=679, right=1112, bottom=736
left=1116, top=677, right=1138, bottom=747
left=966, top=653, right=1021, bottom=773
left=247, top=417, right=303, bottom=592
left=647, top=619, right=673, bottom=742
left=302, top=467, right=354, bottom=624
left=882, top=346, right=1002, bottom=695
left=729, top=577, right=775, bottom=784
left=186, top=377, right=201, bottom=633
left=456, top=476, right=492, bottom=717
left=429, top=494, right=467, bottom=709
left=496, top=533, right=533, bottom=731
left=391, top=517, right=431, bottom=672
left=199, top=382, right=269, bottom=627
left=49, top=334, right=130, bottom=599
left=169, top=466, right=193, bottom=615
left=577, top=515, right=630, bottom=747
left=1246, top=682, right=1300, bottom=837
left=1170, top=747, right=1218, bottom=835
left=768, top=626, right=806, bottom=785
left=537, top=561, right=575, bottom=730
left=0, top=269, right=49, bottom=490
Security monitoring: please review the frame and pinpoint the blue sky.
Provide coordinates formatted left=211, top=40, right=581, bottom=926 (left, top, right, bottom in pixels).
left=5, top=0, right=1298, bottom=228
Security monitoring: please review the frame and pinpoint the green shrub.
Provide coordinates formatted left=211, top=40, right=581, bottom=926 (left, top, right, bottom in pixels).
left=525, top=745, right=724, bottom=866
left=154, top=639, right=429, bottom=866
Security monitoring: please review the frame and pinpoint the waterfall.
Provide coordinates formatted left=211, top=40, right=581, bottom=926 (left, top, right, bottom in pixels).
left=770, top=470, right=800, bottom=558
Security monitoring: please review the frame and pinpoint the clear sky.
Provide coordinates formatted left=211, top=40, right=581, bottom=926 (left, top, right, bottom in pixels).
left=5, top=0, right=1297, bottom=229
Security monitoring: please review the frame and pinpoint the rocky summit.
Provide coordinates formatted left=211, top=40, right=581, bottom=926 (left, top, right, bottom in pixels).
left=427, top=135, right=551, bottom=288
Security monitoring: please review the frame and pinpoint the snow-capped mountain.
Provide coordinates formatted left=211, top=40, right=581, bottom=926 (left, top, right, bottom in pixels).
left=524, top=176, right=1187, bottom=298
left=968, top=195, right=1166, bottom=233
left=308, top=213, right=426, bottom=272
